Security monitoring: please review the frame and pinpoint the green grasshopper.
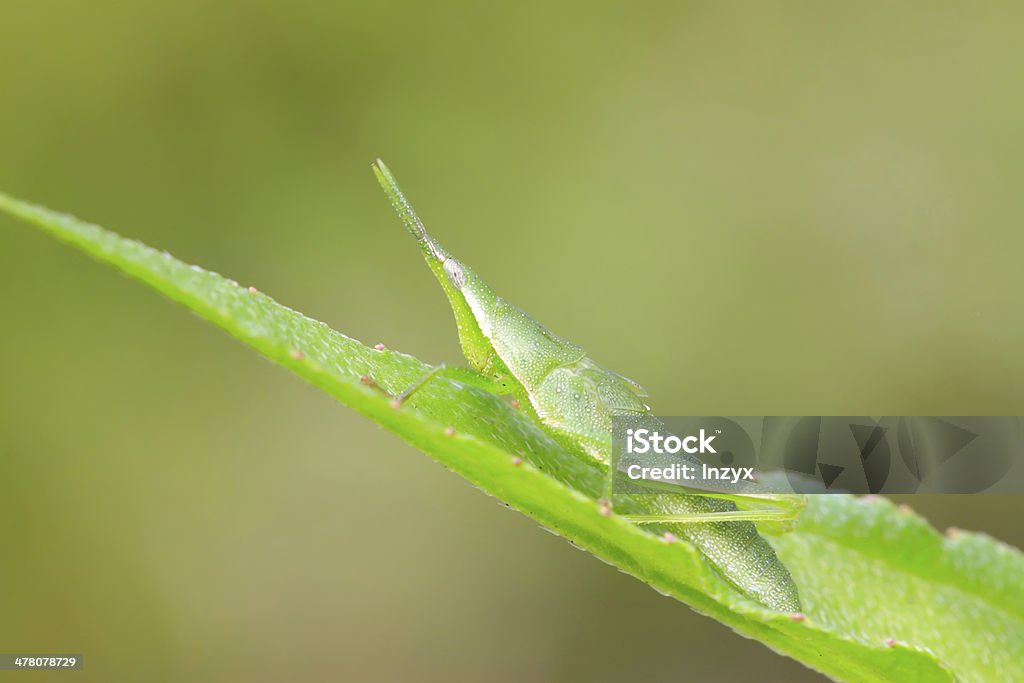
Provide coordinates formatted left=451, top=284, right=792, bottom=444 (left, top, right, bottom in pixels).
left=372, top=160, right=804, bottom=612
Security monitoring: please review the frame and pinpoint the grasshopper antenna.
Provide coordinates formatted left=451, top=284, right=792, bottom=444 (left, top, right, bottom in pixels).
left=372, top=159, right=445, bottom=261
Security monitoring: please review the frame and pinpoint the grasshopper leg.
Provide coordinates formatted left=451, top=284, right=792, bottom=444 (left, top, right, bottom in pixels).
left=395, top=364, right=449, bottom=403
left=622, top=508, right=795, bottom=524
left=393, top=363, right=508, bottom=405
left=622, top=493, right=806, bottom=533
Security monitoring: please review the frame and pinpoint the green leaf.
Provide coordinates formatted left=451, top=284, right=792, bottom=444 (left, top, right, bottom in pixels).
left=2, top=192, right=1021, bottom=682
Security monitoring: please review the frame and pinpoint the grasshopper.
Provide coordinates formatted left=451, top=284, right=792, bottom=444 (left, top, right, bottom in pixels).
left=372, top=160, right=804, bottom=612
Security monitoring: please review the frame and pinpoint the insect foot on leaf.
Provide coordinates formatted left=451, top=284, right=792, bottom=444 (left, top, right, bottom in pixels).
left=360, top=374, right=392, bottom=398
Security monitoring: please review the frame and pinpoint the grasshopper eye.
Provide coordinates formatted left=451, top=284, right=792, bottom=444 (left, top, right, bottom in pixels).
left=443, top=258, right=466, bottom=290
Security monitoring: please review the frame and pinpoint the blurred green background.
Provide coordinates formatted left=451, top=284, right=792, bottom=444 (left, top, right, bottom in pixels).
left=2, top=2, right=1023, bottom=681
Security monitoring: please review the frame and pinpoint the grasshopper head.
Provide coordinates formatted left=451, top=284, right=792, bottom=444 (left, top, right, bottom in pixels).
left=373, top=159, right=472, bottom=293
left=373, top=159, right=501, bottom=371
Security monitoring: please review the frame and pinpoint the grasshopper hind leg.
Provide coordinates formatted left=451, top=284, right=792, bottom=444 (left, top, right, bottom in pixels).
left=621, top=492, right=806, bottom=535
